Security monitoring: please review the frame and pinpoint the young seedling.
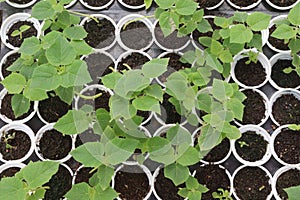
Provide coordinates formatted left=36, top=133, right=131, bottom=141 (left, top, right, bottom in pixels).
left=243, top=51, right=259, bottom=64
left=238, top=141, right=249, bottom=148
left=212, top=188, right=233, bottom=200
left=11, top=25, right=31, bottom=40
left=282, top=54, right=300, bottom=77
left=1, top=131, right=16, bottom=149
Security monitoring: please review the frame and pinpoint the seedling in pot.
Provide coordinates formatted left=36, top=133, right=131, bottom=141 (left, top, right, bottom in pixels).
left=10, top=25, right=31, bottom=40
left=238, top=141, right=249, bottom=148
left=282, top=54, right=300, bottom=77
left=178, top=176, right=209, bottom=200
left=243, top=50, right=259, bottom=64
left=212, top=188, right=233, bottom=200
left=1, top=131, right=16, bottom=149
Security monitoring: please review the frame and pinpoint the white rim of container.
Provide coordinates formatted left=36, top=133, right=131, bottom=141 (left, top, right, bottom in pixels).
left=270, top=124, right=300, bottom=167
left=116, top=14, right=154, bottom=51
left=265, top=0, right=300, bottom=10
left=226, top=0, right=262, bottom=10
left=80, top=14, right=117, bottom=51
left=230, top=48, right=271, bottom=89
left=64, top=0, right=77, bottom=8
left=5, top=0, right=37, bottom=8
left=269, top=89, right=300, bottom=126
left=79, top=0, right=114, bottom=10
left=0, top=49, right=19, bottom=81
left=0, top=123, right=35, bottom=164
left=0, top=89, right=38, bottom=124
left=0, top=13, right=41, bottom=50
left=272, top=165, right=300, bottom=200
left=197, top=0, right=225, bottom=10
left=153, top=20, right=191, bottom=52
left=269, top=52, right=300, bottom=90
left=192, top=127, right=232, bottom=165
left=72, top=165, right=92, bottom=185
left=116, top=50, right=152, bottom=71
left=0, top=162, right=26, bottom=176
left=112, top=164, right=153, bottom=200
left=35, top=123, right=75, bottom=163
left=117, top=0, right=145, bottom=9
left=267, top=15, right=291, bottom=53
left=232, top=165, right=273, bottom=200
left=231, top=125, right=271, bottom=166
left=234, top=88, right=270, bottom=127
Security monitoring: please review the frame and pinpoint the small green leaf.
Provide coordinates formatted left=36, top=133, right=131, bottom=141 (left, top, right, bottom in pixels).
left=154, top=0, right=175, bottom=9
left=144, top=84, right=163, bottom=102
left=132, top=95, right=160, bottom=114
left=247, top=12, right=271, bottom=31
left=214, top=16, right=232, bottom=28
left=225, top=98, right=245, bottom=121
left=271, top=24, right=297, bottom=40
left=175, top=0, right=198, bottom=16
left=11, top=94, right=30, bottom=118
left=283, top=67, right=294, bottom=74
left=19, top=37, right=41, bottom=55
left=288, top=2, right=300, bottom=26
left=212, top=79, right=226, bottom=102
left=96, top=165, right=114, bottom=190
left=142, top=58, right=169, bottom=78
left=63, top=26, right=88, bottom=40
left=204, top=50, right=223, bottom=73
left=1, top=73, right=26, bottom=94
left=164, top=163, right=189, bottom=186
left=145, top=0, right=153, bottom=9
left=230, top=24, right=253, bottom=44
left=70, top=40, right=93, bottom=55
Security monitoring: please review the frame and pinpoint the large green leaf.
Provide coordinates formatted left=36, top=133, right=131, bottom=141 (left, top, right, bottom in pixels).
left=0, top=177, right=26, bottom=200
left=229, top=24, right=253, bottom=44
left=31, top=64, right=60, bottom=90
left=64, top=183, right=90, bottom=200
left=132, top=95, right=160, bottom=114
left=177, top=146, right=200, bottom=166
left=110, top=95, right=136, bottom=120
left=285, top=185, right=300, bottom=200
left=271, top=24, right=297, bottom=40
left=212, top=79, right=226, bottom=102
left=71, top=142, right=104, bottom=167
left=19, top=37, right=41, bottom=55
left=247, top=12, right=271, bottom=31
left=288, top=2, right=300, bottom=26
left=164, top=163, right=189, bottom=186
left=199, top=125, right=221, bottom=151
left=31, top=0, right=56, bottom=20
left=1, top=73, right=26, bottom=94
left=11, top=94, right=30, bottom=118
left=96, top=165, right=115, bottom=190
left=63, top=26, right=87, bottom=40
left=175, top=0, right=198, bottom=16
left=142, top=58, right=169, bottom=78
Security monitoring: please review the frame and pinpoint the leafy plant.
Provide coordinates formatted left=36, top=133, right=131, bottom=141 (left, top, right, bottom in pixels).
left=282, top=54, right=300, bottom=77
left=212, top=188, right=233, bottom=200
left=1, top=131, right=16, bottom=149
left=243, top=50, right=259, bottom=64
left=178, top=176, right=209, bottom=200
left=11, top=25, right=31, bottom=40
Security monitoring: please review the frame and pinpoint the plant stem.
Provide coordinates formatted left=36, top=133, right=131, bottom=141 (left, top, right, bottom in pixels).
left=76, top=92, right=102, bottom=100
left=123, top=15, right=154, bottom=30
left=67, top=10, right=99, bottom=23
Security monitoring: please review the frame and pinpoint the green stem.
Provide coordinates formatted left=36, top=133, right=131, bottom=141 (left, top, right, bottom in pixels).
left=76, top=92, right=102, bottom=100
left=123, top=15, right=154, bottom=30
left=67, top=10, right=99, bottom=23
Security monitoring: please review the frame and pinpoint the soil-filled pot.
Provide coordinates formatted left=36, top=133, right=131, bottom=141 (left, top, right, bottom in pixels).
left=267, top=15, right=290, bottom=53
left=226, top=0, right=261, bottom=10
left=0, top=13, right=41, bottom=50
left=72, top=165, right=98, bottom=184
left=231, top=49, right=271, bottom=89
left=269, top=89, right=300, bottom=126
left=43, top=163, right=73, bottom=200
left=112, top=164, right=152, bottom=200
left=153, top=20, right=190, bottom=51
left=271, top=124, right=300, bottom=167
left=231, top=125, right=271, bottom=166
left=0, top=123, right=35, bottom=164
left=35, top=123, right=75, bottom=163
left=196, top=0, right=224, bottom=10
left=80, top=14, right=117, bottom=50
left=81, top=50, right=116, bottom=85
left=116, top=50, right=151, bottom=71
left=0, top=162, right=25, bottom=180
left=265, top=0, right=299, bottom=10
left=37, top=92, right=72, bottom=124
left=118, top=0, right=145, bottom=9
left=79, top=0, right=114, bottom=10
left=0, top=49, right=20, bottom=80
left=4, top=0, right=37, bottom=8
left=235, top=88, right=269, bottom=126
left=193, top=164, right=233, bottom=200
left=0, top=89, right=38, bottom=124
left=232, top=165, right=273, bottom=200
left=269, top=53, right=300, bottom=90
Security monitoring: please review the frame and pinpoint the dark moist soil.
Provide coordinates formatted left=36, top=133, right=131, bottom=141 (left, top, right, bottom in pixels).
left=120, top=21, right=152, bottom=50
left=196, top=0, right=221, bottom=8
left=117, top=52, right=150, bottom=71
left=9, top=0, right=33, bottom=4
left=230, top=0, right=259, bottom=7
left=234, top=167, right=272, bottom=200
left=276, top=168, right=300, bottom=200
left=235, top=131, right=268, bottom=162
left=0, top=93, right=34, bottom=120
left=0, top=129, right=31, bottom=161
left=114, top=165, right=150, bottom=200
left=274, top=128, right=300, bottom=164
left=160, top=93, right=183, bottom=124
left=0, top=167, right=21, bottom=180
left=195, top=165, right=231, bottom=200
left=77, top=89, right=111, bottom=112
left=238, top=90, right=266, bottom=125
left=1, top=52, right=20, bottom=78
left=7, top=21, right=37, bottom=48
left=271, top=59, right=300, bottom=88
left=122, top=0, right=144, bottom=6
left=154, top=23, right=190, bottom=50
left=84, top=52, right=114, bottom=84
left=43, top=165, right=72, bottom=200
left=74, top=167, right=97, bottom=184
left=82, top=0, right=110, bottom=7
left=38, top=93, right=71, bottom=123
left=202, top=138, right=230, bottom=163
left=269, top=26, right=289, bottom=51
left=75, top=128, right=100, bottom=147
left=269, top=0, right=297, bottom=6
left=272, top=94, right=300, bottom=125
left=234, top=57, right=266, bottom=87
left=158, top=53, right=191, bottom=84
left=83, top=18, right=115, bottom=49
left=154, top=169, right=184, bottom=200
left=38, top=129, right=72, bottom=160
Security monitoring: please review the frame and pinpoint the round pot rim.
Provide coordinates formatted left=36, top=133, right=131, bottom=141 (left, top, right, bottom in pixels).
left=226, top=0, right=262, bottom=10
left=0, top=122, right=35, bottom=164
left=265, top=0, right=299, bottom=10
left=0, top=162, right=26, bottom=175
left=197, top=0, right=225, bottom=10
left=64, top=0, right=77, bottom=8
left=117, top=0, right=145, bottom=10
left=115, top=50, right=152, bottom=71
left=35, top=123, right=75, bottom=163
left=80, top=14, right=117, bottom=51
left=231, top=125, right=271, bottom=166
left=0, top=49, right=19, bottom=81
left=116, top=14, right=154, bottom=51
left=5, top=0, right=37, bottom=8
left=79, top=0, right=114, bottom=10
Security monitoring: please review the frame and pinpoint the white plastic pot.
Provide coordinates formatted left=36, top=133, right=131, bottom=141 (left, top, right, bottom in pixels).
left=112, top=164, right=153, bottom=200
left=79, top=0, right=114, bottom=10
left=0, top=123, right=35, bottom=164
left=197, top=0, right=224, bottom=10
left=64, top=0, right=77, bottom=8
left=0, top=162, right=26, bottom=177
left=35, top=123, right=75, bottom=163
left=0, top=49, right=19, bottom=80
left=5, top=0, right=37, bottom=8
left=269, top=89, right=300, bottom=126
left=226, top=0, right=262, bottom=10
left=116, top=50, right=152, bottom=71
left=116, top=14, right=154, bottom=51
left=80, top=14, right=117, bottom=51
left=0, top=13, right=41, bottom=50
left=265, top=0, right=300, bottom=10
left=230, top=48, right=271, bottom=89
left=231, top=125, right=271, bottom=166
left=118, top=0, right=145, bottom=10
left=0, top=89, right=38, bottom=124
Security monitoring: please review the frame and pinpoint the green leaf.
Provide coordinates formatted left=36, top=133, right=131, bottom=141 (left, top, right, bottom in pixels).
left=219, top=49, right=233, bottom=63
left=167, top=125, right=192, bottom=145
left=210, top=39, right=224, bottom=56
left=23, top=82, right=48, bottom=101
left=93, top=185, right=119, bottom=200
left=32, top=0, right=56, bottom=20
left=212, top=79, right=226, bottom=102
left=101, top=72, right=122, bottom=90
left=154, top=0, right=175, bottom=9
left=248, top=34, right=263, bottom=50
left=55, top=86, right=74, bottom=105
left=284, top=185, right=300, bottom=200
left=199, top=125, right=221, bottom=151
left=1, top=73, right=26, bottom=94
left=214, top=16, right=232, bottom=28
left=0, top=177, right=26, bottom=200
left=11, top=94, right=30, bottom=118
left=232, top=12, right=248, bottom=23
left=164, top=163, right=189, bottom=186
left=177, top=146, right=200, bottom=166
left=289, top=38, right=300, bottom=54
left=65, top=183, right=90, bottom=200
left=19, top=37, right=41, bottom=55
left=222, top=123, right=241, bottom=139
left=95, top=109, right=111, bottom=131
left=144, top=84, right=163, bottom=102
left=271, top=24, right=297, bottom=40
left=288, top=2, right=300, bottom=26
left=110, top=95, right=136, bottom=120
left=199, top=37, right=212, bottom=47
left=70, top=40, right=93, bottom=55
left=31, top=64, right=60, bottom=90
left=283, top=67, right=293, bottom=74
left=63, top=26, right=88, bottom=40
left=27, top=188, right=46, bottom=200
left=247, top=12, right=271, bottom=31
left=96, top=165, right=114, bottom=190
left=132, top=95, right=160, bottom=114
left=225, top=98, right=245, bottom=121
left=158, top=11, right=173, bottom=37
left=230, top=24, right=253, bottom=44
left=197, top=19, right=212, bottom=33
left=196, top=93, right=212, bottom=113
left=145, top=0, right=153, bottom=9
left=204, top=50, right=223, bottom=73
left=41, top=31, right=61, bottom=49
left=142, top=58, right=169, bottom=78
left=71, top=142, right=104, bottom=167
left=175, top=0, right=198, bottom=16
